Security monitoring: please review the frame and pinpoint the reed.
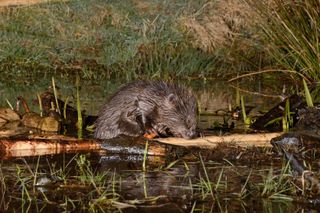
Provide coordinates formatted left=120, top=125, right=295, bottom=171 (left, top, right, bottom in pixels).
left=248, top=0, right=320, bottom=81
left=75, top=74, right=83, bottom=138
left=303, top=78, right=314, bottom=107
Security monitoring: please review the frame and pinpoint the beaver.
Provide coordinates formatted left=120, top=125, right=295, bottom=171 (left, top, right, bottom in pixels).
left=94, top=80, right=198, bottom=140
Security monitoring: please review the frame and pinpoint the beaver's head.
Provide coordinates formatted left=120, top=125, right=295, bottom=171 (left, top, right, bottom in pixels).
left=159, top=89, right=198, bottom=139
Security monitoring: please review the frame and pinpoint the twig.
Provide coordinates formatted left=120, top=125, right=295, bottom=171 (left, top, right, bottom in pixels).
left=228, top=69, right=308, bottom=82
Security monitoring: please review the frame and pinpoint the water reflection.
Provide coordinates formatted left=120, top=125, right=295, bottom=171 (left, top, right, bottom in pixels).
left=0, top=75, right=281, bottom=139
left=0, top=151, right=318, bottom=212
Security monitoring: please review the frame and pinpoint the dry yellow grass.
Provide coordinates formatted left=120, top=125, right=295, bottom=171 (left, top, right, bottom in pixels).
left=179, top=0, right=259, bottom=53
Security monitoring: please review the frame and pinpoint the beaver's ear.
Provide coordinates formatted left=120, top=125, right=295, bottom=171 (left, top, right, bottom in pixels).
left=167, top=93, right=177, bottom=104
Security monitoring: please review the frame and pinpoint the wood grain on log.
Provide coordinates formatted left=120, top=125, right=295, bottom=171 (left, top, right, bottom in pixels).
left=0, top=133, right=281, bottom=158
left=153, top=133, right=282, bottom=149
left=0, top=135, right=167, bottom=158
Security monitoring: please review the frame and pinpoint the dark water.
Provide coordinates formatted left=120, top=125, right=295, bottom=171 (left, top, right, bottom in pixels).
left=0, top=74, right=280, bottom=118
left=1, top=75, right=316, bottom=212
left=1, top=150, right=318, bottom=212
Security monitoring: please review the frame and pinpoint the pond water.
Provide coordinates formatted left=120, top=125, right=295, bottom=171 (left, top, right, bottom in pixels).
left=0, top=150, right=309, bottom=212
left=0, top=74, right=280, bottom=131
left=0, top=75, right=317, bottom=212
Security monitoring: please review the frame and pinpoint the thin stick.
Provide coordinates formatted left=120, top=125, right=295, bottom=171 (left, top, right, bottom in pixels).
left=229, top=84, right=282, bottom=98
left=228, top=69, right=308, bottom=82
left=6, top=99, right=13, bottom=110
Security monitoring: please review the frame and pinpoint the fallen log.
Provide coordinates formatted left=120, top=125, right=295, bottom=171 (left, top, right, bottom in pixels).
left=0, top=132, right=282, bottom=159
left=0, top=138, right=99, bottom=159
left=0, top=135, right=167, bottom=158
left=153, top=132, right=282, bottom=149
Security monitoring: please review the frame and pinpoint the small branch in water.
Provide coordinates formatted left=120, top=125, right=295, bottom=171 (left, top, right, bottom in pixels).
left=229, top=84, right=282, bottom=98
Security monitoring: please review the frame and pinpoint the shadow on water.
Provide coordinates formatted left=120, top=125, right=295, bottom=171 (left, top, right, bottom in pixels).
left=0, top=75, right=317, bottom=212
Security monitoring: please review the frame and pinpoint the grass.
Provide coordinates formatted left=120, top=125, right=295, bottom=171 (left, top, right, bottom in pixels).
left=198, top=153, right=214, bottom=199
left=0, top=0, right=271, bottom=81
left=303, top=78, right=314, bottom=107
left=247, top=0, right=320, bottom=82
left=238, top=170, right=252, bottom=199
left=75, top=74, right=82, bottom=138
left=15, top=165, right=31, bottom=202
left=240, top=95, right=251, bottom=126
left=260, top=161, right=295, bottom=201
left=1, top=0, right=319, bottom=91
left=282, top=99, right=293, bottom=132
left=0, top=0, right=195, bottom=79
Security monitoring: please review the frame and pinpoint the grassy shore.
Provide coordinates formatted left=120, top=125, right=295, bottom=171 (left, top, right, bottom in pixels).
left=0, top=0, right=319, bottom=99
left=0, top=0, right=268, bottom=81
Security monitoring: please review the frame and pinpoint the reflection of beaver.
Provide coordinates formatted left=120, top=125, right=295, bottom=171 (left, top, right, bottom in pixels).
left=94, top=80, right=198, bottom=139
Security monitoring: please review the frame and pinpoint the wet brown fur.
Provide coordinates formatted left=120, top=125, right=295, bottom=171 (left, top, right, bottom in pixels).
left=94, top=80, right=197, bottom=139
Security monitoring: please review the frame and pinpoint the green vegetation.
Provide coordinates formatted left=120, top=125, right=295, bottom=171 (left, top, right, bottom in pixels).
left=0, top=0, right=268, bottom=81
left=303, top=78, right=314, bottom=107
left=198, top=153, right=214, bottom=199
left=264, top=98, right=294, bottom=132
left=1, top=0, right=320, bottom=212
left=282, top=99, right=293, bottom=132
left=248, top=0, right=320, bottom=81
left=0, top=151, right=308, bottom=212
left=75, top=74, right=83, bottom=138
left=240, top=95, right=251, bottom=125
left=260, top=161, right=294, bottom=200
left=1, top=0, right=319, bottom=103
left=0, top=0, right=319, bottom=84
